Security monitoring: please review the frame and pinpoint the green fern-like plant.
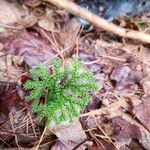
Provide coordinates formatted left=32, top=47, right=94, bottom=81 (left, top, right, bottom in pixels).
left=24, top=58, right=97, bottom=125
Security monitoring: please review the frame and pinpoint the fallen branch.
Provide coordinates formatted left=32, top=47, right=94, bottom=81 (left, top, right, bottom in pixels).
left=44, top=0, right=150, bottom=44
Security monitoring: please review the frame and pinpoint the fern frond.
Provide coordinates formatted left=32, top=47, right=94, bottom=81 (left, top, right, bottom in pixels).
left=24, top=58, right=98, bottom=126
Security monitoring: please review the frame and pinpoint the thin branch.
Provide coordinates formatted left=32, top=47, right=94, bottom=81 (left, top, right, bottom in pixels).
left=44, top=0, right=150, bottom=44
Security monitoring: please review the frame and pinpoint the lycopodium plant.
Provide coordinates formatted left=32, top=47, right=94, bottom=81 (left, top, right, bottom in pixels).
left=24, top=58, right=97, bottom=126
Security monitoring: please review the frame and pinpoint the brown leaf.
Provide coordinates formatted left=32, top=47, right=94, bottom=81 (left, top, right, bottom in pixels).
left=128, top=70, right=143, bottom=84
left=51, top=141, right=86, bottom=150
left=115, top=83, right=138, bottom=96
left=24, top=0, right=41, bottom=7
left=142, top=80, right=150, bottom=96
left=38, top=9, right=58, bottom=32
left=88, top=139, right=115, bottom=150
left=110, top=65, right=131, bottom=83
left=133, top=96, right=150, bottom=131
left=57, top=19, right=81, bottom=58
left=0, top=0, right=25, bottom=25
left=87, top=63, right=103, bottom=74
left=0, top=0, right=38, bottom=37
left=112, top=116, right=142, bottom=142
left=0, top=82, right=19, bottom=125
left=79, top=52, right=95, bottom=62
left=3, top=33, right=56, bottom=67
left=49, top=120, right=86, bottom=143
left=0, top=52, right=24, bottom=82
left=88, top=94, right=102, bottom=111
left=127, top=139, right=145, bottom=150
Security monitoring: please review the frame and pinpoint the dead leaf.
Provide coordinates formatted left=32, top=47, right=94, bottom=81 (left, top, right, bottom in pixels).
left=142, top=80, right=150, bottom=96
left=3, top=32, right=56, bottom=67
left=24, top=0, right=41, bottom=7
left=49, top=120, right=86, bottom=143
left=88, top=139, right=115, bottom=150
left=128, top=70, right=143, bottom=84
left=110, top=116, right=149, bottom=149
left=112, top=116, right=142, bottom=142
left=0, top=0, right=25, bottom=25
left=51, top=141, right=86, bottom=150
left=115, top=83, right=138, bottom=96
left=0, top=0, right=38, bottom=37
left=88, top=94, right=102, bottom=111
left=56, top=19, right=81, bottom=58
left=133, top=96, right=150, bottom=131
left=0, top=82, right=19, bottom=125
left=38, top=8, right=58, bottom=32
left=127, top=139, right=145, bottom=150
left=87, top=63, right=103, bottom=74
left=110, top=65, right=131, bottom=83
left=79, top=52, right=95, bottom=62
left=0, top=52, right=24, bottom=82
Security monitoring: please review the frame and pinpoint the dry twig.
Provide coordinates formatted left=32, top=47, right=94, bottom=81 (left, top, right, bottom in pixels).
left=44, top=0, right=150, bottom=44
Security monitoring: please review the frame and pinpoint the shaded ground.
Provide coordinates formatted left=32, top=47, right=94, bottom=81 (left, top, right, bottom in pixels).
left=0, top=0, right=150, bottom=149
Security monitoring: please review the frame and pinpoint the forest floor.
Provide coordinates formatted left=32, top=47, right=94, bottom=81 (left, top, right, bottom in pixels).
left=0, top=0, right=150, bottom=150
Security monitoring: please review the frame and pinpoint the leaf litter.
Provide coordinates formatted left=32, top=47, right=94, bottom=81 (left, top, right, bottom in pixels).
left=0, top=0, right=150, bottom=150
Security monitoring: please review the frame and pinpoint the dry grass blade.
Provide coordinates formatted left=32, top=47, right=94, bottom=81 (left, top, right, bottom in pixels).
left=34, top=127, right=47, bottom=150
